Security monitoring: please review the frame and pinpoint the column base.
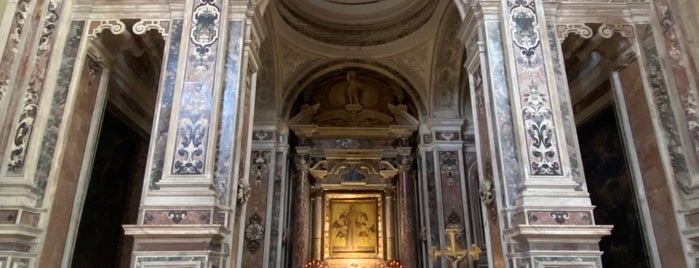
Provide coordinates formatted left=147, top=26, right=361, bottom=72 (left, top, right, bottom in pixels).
left=123, top=225, right=229, bottom=268
left=505, top=225, right=612, bottom=268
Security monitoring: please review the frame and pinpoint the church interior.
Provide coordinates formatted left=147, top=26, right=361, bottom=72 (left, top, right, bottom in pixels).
left=0, top=0, right=698, bottom=267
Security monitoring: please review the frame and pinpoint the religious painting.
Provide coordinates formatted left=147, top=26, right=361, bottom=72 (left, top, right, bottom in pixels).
left=324, top=193, right=383, bottom=259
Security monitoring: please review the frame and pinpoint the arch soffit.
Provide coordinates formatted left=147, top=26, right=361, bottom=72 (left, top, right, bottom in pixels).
left=280, top=60, right=428, bottom=121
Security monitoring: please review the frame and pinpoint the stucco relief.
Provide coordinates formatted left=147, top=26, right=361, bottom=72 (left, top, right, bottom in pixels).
left=384, top=40, right=431, bottom=87
left=431, top=7, right=462, bottom=116
left=277, top=38, right=321, bottom=87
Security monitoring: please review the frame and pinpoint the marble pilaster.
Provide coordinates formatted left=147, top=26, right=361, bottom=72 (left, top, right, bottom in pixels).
left=291, top=151, right=311, bottom=267
left=123, top=2, right=266, bottom=267
left=396, top=151, right=418, bottom=267
left=458, top=0, right=612, bottom=267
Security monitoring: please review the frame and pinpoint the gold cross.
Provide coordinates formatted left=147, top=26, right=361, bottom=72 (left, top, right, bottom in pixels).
left=429, top=225, right=483, bottom=268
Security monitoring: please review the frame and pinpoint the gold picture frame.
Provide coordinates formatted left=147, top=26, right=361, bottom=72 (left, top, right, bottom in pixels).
left=323, top=193, right=383, bottom=259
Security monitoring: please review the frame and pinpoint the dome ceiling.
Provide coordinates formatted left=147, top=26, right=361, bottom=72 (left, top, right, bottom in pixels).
left=276, top=0, right=438, bottom=46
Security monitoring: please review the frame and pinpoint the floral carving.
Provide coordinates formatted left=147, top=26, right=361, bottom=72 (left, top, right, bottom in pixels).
left=522, top=86, right=561, bottom=175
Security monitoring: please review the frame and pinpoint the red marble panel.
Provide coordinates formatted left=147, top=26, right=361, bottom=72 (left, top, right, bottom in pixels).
left=0, top=210, right=18, bottom=224
left=19, top=211, right=39, bottom=227
left=526, top=211, right=592, bottom=225
left=142, top=210, right=212, bottom=225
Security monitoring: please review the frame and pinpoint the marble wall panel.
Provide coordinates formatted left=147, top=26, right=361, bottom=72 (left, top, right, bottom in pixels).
left=547, top=24, right=585, bottom=190
left=142, top=210, right=212, bottom=225
left=267, top=151, right=284, bottom=267
left=424, top=152, right=442, bottom=267
left=654, top=1, right=699, bottom=160
left=39, top=55, right=103, bottom=266
left=170, top=0, right=223, bottom=175
left=242, top=150, right=270, bottom=263
left=619, top=57, right=686, bottom=268
left=638, top=24, right=692, bottom=193
left=505, top=0, right=562, bottom=176
left=34, top=20, right=83, bottom=204
left=214, top=20, right=242, bottom=204
left=0, top=0, right=34, bottom=103
left=0, top=210, right=17, bottom=224
left=6, top=0, right=64, bottom=175
left=438, top=151, right=467, bottom=250
left=148, top=19, right=182, bottom=190
left=484, top=21, right=521, bottom=207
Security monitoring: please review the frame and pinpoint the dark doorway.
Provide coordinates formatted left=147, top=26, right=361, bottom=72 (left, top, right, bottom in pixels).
left=577, top=104, right=650, bottom=268
left=71, top=111, right=147, bottom=267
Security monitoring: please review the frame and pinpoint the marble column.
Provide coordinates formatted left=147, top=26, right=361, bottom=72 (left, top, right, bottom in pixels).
left=459, top=0, right=612, bottom=267
left=311, top=184, right=323, bottom=260
left=396, top=149, right=417, bottom=266
left=122, top=1, right=265, bottom=267
left=384, top=185, right=396, bottom=261
left=292, top=151, right=311, bottom=267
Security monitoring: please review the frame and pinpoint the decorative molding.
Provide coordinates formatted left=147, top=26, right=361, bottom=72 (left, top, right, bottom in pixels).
left=556, top=24, right=593, bottom=40
left=133, top=19, right=171, bottom=36
left=598, top=24, right=634, bottom=39
left=308, top=160, right=328, bottom=180
left=252, top=130, right=274, bottom=141
left=87, top=19, right=126, bottom=39
left=245, top=213, right=265, bottom=253
left=435, top=131, right=460, bottom=141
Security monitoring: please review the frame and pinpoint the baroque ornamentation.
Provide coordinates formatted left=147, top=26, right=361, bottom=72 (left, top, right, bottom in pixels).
left=435, top=131, right=459, bottom=141
left=685, top=94, right=699, bottom=157
left=172, top=83, right=211, bottom=174
left=439, top=151, right=459, bottom=186
left=556, top=24, right=593, bottom=40
left=656, top=2, right=681, bottom=59
left=7, top=0, right=65, bottom=174
left=479, top=162, right=496, bottom=221
left=253, top=130, right=274, bottom=141
left=245, top=213, right=265, bottom=253
left=251, top=151, right=270, bottom=184
left=522, top=85, right=561, bottom=175
left=133, top=20, right=171, bottom=36
left=167, top=210, right=188, bottom=224
left=87, top=20, right=126, bottom=39
left=190, top=0, right=220, bottom=66
left=598, top=24, right=634, bottom=39
left=640, top=25, right=692, bottom=193
left=446, top=212, right=465, bottom=242
left=0, top=0, right=32, bottom=103
left=508, top=0, right=540, bottom=64
left=237, top=179, right=251, bottom=204
left=549, top=211, right=570, bottom=224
